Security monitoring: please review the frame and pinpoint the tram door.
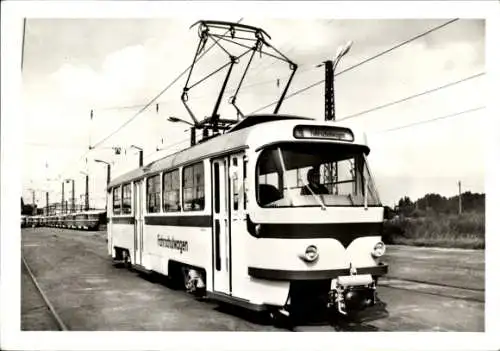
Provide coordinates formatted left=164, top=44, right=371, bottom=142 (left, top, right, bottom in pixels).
left=212, top=157, right=231, bottom=295
left=133, top=180, right=144, bottom=266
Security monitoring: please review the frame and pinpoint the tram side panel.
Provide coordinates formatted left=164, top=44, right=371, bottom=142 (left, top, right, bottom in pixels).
left=141, top=160, right=213, bottom=290
left=230, top=217, right=291, bottom=307
left=225, top=155, right=247, bottom=300
left=110, top=218, right=135, bottom=259
left=223, top=152, right=290, bottom=305
left=142, top=222, right=212, bottom=284
left=107, top=161, right=213, bottom=290
left=230, top=158, right=290, bottom=307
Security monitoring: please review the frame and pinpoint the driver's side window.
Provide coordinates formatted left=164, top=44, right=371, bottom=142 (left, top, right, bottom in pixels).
left=257, top=172, right=283, bottom=206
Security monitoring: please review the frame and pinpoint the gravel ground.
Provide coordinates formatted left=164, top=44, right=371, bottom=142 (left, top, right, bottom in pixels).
left=382, top=245, right=484, bottom=290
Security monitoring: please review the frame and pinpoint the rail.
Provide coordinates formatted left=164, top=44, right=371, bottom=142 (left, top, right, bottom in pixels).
left=379, top=276, right=484, bottom=303
left=22, top=255, right=68, bottom=331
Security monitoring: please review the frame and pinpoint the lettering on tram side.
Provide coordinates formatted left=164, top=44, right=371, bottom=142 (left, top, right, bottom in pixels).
left=157, top=234, right=189, bottom=254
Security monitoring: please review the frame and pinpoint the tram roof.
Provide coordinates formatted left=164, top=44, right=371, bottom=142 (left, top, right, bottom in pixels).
left=108, top=114, right=368, bottom=189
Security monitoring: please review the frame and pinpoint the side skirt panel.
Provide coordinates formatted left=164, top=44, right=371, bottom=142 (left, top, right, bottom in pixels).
left=207, top=291, right=268, bottom=312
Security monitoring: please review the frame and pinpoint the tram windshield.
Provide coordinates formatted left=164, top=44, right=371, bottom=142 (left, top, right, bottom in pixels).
left=256, top=143, right=381, bottom=208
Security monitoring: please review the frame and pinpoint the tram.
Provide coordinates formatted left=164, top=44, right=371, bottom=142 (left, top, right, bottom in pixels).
left=106, top=114, right=388, bottom=319
left=24, top=210, right=104, bottom=231
left=105, top=20, right=388, bottom=322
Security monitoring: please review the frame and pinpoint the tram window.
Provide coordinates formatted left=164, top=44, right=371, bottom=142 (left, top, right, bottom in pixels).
left=243, top=160, right=247, bottom=210
left=122, top=183, right=132, bottom=214
left=232, top=158, right=238, bottom=211
left=183, top=162, right=205, bottom=211
left=214, top=163, right=220, bottom=214
left=257, top=172, right=282, bottom=206
left=113, top=187, right=121, bottom=214
left=163, top=170, right=180, bottom=212
left=147, top=174, right=161, bottom=213
left=256, top=144, right=381, bottom=207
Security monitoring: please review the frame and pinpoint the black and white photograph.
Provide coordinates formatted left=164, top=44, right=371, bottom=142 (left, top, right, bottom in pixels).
left=1, top=1, right=499, bottom=350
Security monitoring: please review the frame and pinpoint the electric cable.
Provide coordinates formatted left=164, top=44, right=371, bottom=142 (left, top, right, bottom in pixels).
left=338, top=72, right=484, bottom=121
left=144, top=131, right=204, bottom=160
left=92, top=17, right=244, bottom=150
left=375, top=106, right=485, bottom=134
left=56, top=18, right=243, bottom=178
left=250, top=18, right=460, bottom=115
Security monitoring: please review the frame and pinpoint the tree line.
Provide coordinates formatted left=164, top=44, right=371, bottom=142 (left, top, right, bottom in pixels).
left=390, top=191, right=485, bottom=218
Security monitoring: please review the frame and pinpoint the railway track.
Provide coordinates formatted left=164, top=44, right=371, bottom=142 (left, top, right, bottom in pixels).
left=379, top=276, right=484, bottom=303
left=22, top=255, right=68, bottom=331
left=385, top=275, right=484, bottom=292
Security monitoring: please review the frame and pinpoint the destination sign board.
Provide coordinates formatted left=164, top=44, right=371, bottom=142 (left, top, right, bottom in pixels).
left=293, top=125, right=354, bottom=141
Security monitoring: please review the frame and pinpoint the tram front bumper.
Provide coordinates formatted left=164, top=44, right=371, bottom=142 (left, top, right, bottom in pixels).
left=248, top=264, right=387, bottom=316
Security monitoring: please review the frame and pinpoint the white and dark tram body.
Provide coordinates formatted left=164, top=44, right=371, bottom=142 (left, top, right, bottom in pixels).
left=107, top=115, right=388, bottom=320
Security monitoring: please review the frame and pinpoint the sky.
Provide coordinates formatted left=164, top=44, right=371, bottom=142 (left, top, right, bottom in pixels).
left=18, top=8, right=487, bottom=210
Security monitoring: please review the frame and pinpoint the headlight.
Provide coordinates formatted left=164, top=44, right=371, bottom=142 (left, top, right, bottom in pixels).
left=303, top=245, right=319, bottom=262
left=371, top=242, right=386, bottom=258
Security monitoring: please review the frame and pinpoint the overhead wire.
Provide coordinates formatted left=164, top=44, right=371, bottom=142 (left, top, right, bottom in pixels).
left=374, top=106, right=485, bottom=134
left=90, top=24, right=338, bottom=115
left=337, top=72, right=485, bottom=121
left=90, top=66, right=316, bottom=113
left=144, top=131, right=204, bottom=160
left=91, top=17, right=244, bottom=150
left=250, top=18, right=460, bottom=115
left=24, top=142, right=89, bottom=149
left=91, top=35, right=302, bottom=113
left=49, top=18, right=465, bottom=182
left=57, top=18, right=243, bottom=178
left=30, top=19, right=484, bottom=207
left=242, top=18, right=336, bottom=85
